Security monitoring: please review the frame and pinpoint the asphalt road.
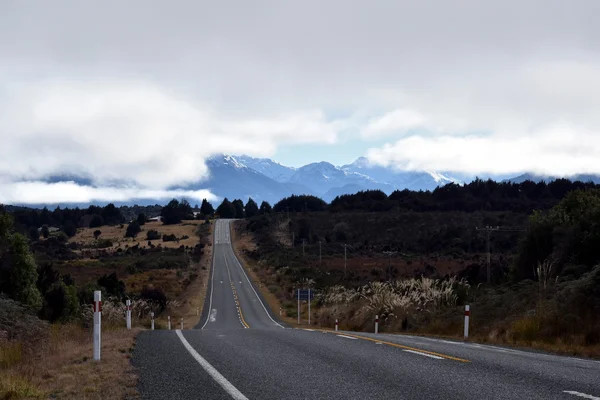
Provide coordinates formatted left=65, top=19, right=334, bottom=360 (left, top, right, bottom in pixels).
left=133, top=219, right=600, bottom=400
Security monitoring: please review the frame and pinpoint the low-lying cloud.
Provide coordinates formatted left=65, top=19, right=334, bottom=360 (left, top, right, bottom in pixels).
left=0, top=181, right=218, bottom=205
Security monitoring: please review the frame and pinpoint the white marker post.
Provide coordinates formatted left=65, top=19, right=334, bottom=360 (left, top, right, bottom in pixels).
left=297, top=290, right=300, bottom=325
left=196, top=307, right=199, bottom=316
left=150, top=312, right=155, bottom=330
left=375, top=315, right=379, bottom=334
left=93, top=291, right=102, bottom=361
left=126, top=299, right=132, bottom=330
left=335, top=319, right=339, bottom=332
left=168, top=316, right=171, bottom=330
left=180, top=318, right=184, bottom=330
left=464, top=305, right=470, bottom=339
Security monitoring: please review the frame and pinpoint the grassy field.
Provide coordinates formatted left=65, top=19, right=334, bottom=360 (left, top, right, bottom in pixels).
left=71, top=220, right=203, bottom=251
left=1, top=219, right=214, bottom=399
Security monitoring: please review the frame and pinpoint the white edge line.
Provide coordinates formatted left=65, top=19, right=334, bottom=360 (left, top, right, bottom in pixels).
left=564, top=390, right=600, bottom=400
left=201, top=221, right=218, bottom=329
left=176, top=330, right=249, bottom=400
left=337, top=335, right=358, bottom=340
left=228, top=220, right=285, bottom=329
left=403, top=349, right=444, bottom=360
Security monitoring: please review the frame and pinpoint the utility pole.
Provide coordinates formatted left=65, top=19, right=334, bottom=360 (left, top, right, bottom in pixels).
left=302, top=239, right=305, bottom=257
left=383, top=251, right=397, bottom=282
left=292, top=231, right=295, bottom=247
left=476, top=225, right=524, bottom=283
left=343, top=244, right=348, bottom=277
left=319, top=241, right=322, bottom=265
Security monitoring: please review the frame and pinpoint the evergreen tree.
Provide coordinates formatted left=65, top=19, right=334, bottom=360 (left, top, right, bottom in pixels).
left=200, top=199, right=215, bottom=216
left=245, top=198, right=259, bottom=218
left=232, top=199, right=245, bottom=218
left=216, top=198, right=236, bottom=218
left=0, top=212, right=42, bottom=309
left=259, top=201, right=272, bottom=214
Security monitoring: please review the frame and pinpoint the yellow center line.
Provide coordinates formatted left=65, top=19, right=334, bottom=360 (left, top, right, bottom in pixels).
left=315, top=329, right=470, bottom=363
left=238, top=305, right=250, bottom=329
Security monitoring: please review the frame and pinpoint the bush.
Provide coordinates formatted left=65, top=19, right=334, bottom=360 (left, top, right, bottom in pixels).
left=39, top=283, right=80, bottom=322
left=162, top=233, right=177, bottom=242
left=140, top=287, right=168, bottom=311
left=93, top=229, right=102, bottom=239
left=96, top=239, right=113, bottom=249
left=97, top=273, right=125, bottom=297
left=147, top=230, right=161, bottom=240
left=0, top=297, right=49, bottom=354
left=125, top=221, right=141, bottom=238
left=63, top=221, right=77, bottom=237
left=56, top=232, right=68, bottom=243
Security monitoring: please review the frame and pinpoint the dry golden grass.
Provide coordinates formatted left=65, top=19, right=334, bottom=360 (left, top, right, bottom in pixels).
left=0, top=324, right=140, bottom=400
left=71, top=220, right=202, bottom=251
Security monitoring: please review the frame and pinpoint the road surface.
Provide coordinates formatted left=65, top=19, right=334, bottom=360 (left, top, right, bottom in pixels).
left=133, top=219, right=600, bottom=400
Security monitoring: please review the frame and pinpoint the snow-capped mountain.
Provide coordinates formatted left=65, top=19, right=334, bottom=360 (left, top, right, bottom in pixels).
left=194, top=155, right=459, bottom=203
left=288, top=161, right=394, bottom=199
left=341, top=157, right=460, bottom=192
left=235, top=155, right=297, bottom=183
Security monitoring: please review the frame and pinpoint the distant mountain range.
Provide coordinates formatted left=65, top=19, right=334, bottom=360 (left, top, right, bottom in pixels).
left=195, top=154, right=461, bottom=204
left=8, top=154, right=600, bottom=208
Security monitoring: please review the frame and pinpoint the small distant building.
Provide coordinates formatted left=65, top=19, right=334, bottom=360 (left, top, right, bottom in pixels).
left=38, top=226, right=60, bottom=233
left=148, top=216, right=163, bottom=222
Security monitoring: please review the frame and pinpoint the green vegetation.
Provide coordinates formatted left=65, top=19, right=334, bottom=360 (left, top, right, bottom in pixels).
left=160, top=199, right=193, bottom=224
left=125, top=221, right=141, bottom=238
left=240, top=187, right=600, bottom=355
left=216, top=198, right=236, bottom=218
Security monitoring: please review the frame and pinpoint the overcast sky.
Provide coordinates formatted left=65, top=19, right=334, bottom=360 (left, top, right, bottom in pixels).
left=1, top=0, right=599, bottom=203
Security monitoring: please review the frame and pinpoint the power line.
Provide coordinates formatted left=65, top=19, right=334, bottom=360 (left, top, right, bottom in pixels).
left=476, top=225, right=525, bottom=283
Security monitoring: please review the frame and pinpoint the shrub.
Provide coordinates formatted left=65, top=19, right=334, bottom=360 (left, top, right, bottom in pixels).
left=147, top=230, right=161, bottom=240
left=96, top=239, right=113, bottom=249
left=140, top=287, right=167, bottom=311
left=97, top=273, right=125, bottom=297
left=125, top=221, right=141, bottom=238
left=162, top=233, right=177, bottom=242
left=39, top=283, right=80, bottom=322
left=0, top=297, right=49, bottom=355
left=93, top=229, right=102, bottom=239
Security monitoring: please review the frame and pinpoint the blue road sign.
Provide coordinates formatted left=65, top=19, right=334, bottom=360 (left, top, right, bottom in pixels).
left=296, top=289, right=314, bottom=300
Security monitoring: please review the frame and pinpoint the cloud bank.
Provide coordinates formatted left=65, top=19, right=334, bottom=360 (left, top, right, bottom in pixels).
left=1, top=0, right=599, bottom=202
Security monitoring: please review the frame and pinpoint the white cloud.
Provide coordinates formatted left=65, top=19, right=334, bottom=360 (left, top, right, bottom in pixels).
left=0, top=181, right=218, bottom=205
left=0, top=79, right=340, bottom=189
left=1, top=0, right=600, bottom=198
left=367, top=123, right=600, bottom=176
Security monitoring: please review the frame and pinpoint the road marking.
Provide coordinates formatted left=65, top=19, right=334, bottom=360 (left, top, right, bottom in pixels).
left=227, top=222, right=284, bottom=329
left=316, top=330, right=470, bottom=363
left=303, top=329, right=315, bottom=332
left=176, top=331, right=249, bottom=400
left=209, top=309, right=217, bottom=322
left=238, top=305, right=250, bottom=329
left=337, top=335, right=358, bottom=340
left=201, top=230, right=218, bottom=329
left=403, top=349, right=444, bottom=360
left=564, top=391, right=600, bottom=399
